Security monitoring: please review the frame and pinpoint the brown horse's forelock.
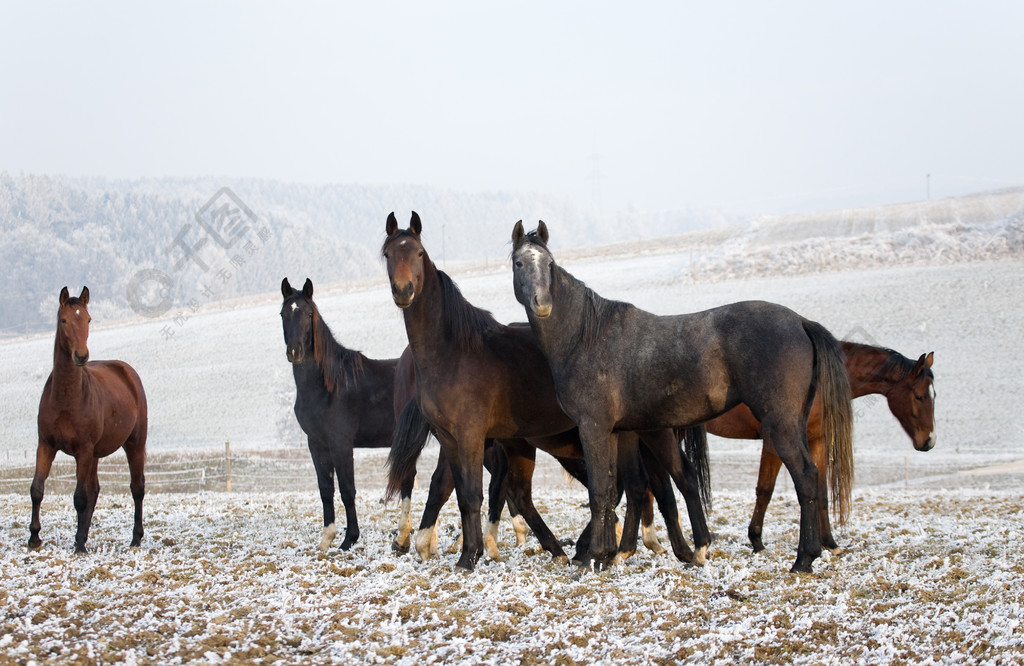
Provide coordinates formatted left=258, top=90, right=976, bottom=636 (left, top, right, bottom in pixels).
left=381, top=229, right=419, bottom=258
left=310, top=301, right=364, bottom=393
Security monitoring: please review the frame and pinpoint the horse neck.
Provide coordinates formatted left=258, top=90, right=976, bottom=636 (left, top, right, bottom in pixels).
left=841, top=341, right=903, bottom=397
left=532, top=265, right=590, bottom=363
left=401, top=263, right=453, bottom=366
left=50, top=330, right=86, bottom=403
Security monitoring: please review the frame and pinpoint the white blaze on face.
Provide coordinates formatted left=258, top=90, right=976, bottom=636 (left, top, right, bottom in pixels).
left=76, top=309, right=80, bottom=316
left=519, top=245, right=546, bottom=275
left=291, top=302, right=299, bottom=312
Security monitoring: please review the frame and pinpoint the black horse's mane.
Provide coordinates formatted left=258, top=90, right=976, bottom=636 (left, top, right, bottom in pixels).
left=516, top=230, right=630, bottom=351
left=308, top=299, right=364, bottom=393
left=384, top=229, right=499, bottom=352
left=437, top=269, right=500, bottom=352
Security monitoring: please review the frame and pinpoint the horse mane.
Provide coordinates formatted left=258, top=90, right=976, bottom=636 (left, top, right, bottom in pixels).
left=512, top=229, right=630, bottom=351
left=310, top=302, right=364, bottom=393
left=564, top=266, right=633, bottom=350
left=852, top=343, right=934, bottom=383
left=437, top=269, right=500, bottom=351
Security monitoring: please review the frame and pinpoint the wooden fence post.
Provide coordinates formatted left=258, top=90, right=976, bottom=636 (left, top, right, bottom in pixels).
left=225, top=441, right=232, bottom=492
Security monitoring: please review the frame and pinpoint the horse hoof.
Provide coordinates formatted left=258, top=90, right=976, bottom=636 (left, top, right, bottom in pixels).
left=790, top=561, right=814, bottom=574
left=391, top=540, right=410, bottom=554
left=552, top=555, right=569, bottom=566
left=318, top=523, right=338, bottom=552
left=74, top=546, right=88, bottom=555
left=693, top=545, right=708, bottom=566
left=614, top=551, right=634, bottom=566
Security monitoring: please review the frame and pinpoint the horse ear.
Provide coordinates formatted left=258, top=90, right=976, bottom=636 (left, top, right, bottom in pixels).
left=537, top=220, right=549, bottom=245
left=911, top=353, right=931, bottom=377
left=302, top=278, right=314, bottom=299
left=59, top=286, right=70, bottom=306
left=386, top=212, right=398, bottom=237
left=410, top=211, right=422, bottom=236
left=281, top=277, right=293, bottom=298
left=923, top=352, right=934, bottom=370
left=512, top=220, right=525, bottom=246
left=79, top=286, right=90, bottom=305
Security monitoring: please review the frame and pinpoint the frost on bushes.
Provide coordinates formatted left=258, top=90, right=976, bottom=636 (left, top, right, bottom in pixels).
left=691, top=208, right=1024, bottom=282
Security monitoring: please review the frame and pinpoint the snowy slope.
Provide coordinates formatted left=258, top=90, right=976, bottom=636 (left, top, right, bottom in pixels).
left=1, top=198, right=1023, bottom=492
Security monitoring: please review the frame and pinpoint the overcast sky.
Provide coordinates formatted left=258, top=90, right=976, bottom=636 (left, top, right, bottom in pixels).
left=2, top=1, right=1022, bottom=218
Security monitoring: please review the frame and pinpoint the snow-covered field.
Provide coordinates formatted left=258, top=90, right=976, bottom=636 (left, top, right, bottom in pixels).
left=2, top=200, right=1024, bottom=662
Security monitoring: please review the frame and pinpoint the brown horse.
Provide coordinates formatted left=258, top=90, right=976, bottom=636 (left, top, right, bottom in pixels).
left=31, top=287, right=148, bottom=553
left=383, top=213, right=709, bottom=571
left=707, top=342, right=935, bottom=553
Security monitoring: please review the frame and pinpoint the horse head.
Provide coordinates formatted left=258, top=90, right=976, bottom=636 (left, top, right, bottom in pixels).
left=57, top=286, right=92, bottom=366
left=886, top=351, right=936, bottom=451
left=510, top=220, right=553, bottom=318
left=383, top=212, right=427, bottom=309
left=280, top=277, right=316, bottom=364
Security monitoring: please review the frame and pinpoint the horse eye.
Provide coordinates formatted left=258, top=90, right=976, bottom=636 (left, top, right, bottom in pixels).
left=418, top=251, right=424, bottom=258
left=915, top=394, right=925, bottom=402
left=515, top=261, right=523, bottom=268
left=60, top=318, right=67, bottom=324
left=383, top=252, right=389, bottom=259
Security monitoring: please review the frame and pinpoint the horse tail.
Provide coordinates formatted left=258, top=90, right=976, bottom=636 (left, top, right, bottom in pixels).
left=679, top=425, right=712, bottom=514
left=385, top=400, right=432, bottom=502
left=803, top=320, right=854, bottom=525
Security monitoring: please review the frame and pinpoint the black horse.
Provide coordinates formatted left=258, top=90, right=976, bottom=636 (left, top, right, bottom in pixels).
left=281, top=278, right=421, bottom=552
left=511, top=221, right=854, bottom=573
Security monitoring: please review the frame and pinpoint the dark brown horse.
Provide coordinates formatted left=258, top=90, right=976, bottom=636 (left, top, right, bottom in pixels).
left=281, top=277, right=422, bottom=552
left=706, top=342, right=935, bottom=553
left=383, top=213, right=709, bottom=571
left=512, top=221, right=853, bottom=573
left=31, top=287, right=148, bottom=553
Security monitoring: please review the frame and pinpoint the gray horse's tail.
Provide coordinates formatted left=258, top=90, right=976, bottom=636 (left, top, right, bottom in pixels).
left=804, top=320, right=855, bottom=524
left=679, top=424, right=712, bottom=514
left=386, top=400, right=431, bottom=501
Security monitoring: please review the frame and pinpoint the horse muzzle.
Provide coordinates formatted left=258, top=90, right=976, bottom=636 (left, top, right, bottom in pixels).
left=531, top=294, right=552, bottom=318
left=287, top=347, right=303, bottom=364
left=391, top=282, right=415, bottom=309
left=916, top=432, right=936, bottom=452
left=73, top=351, right=89, bottom=366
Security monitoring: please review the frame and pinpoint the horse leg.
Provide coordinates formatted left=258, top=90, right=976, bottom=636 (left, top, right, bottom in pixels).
left=124, top=439, right=146, bottom=548
left=748, top=442, right=783, bottom=553
left=414, top=449, right=455, bottom=561
left=392, top=468, right=417, bottom=554
left=578, top=423, right=619, bottom=570
left=334, top=443, right=360, bottom=551
left=72, top=455, right=100, bottom=554
left=482, top=443, right=510, bottom=560
left=501, top=444, right=567, bottom=562
left=764, top=420, right=821, bottom=573
left=639, top=429, right=709, bottom=563
left=448, top=433, right=486, bottom=571
left=28, top=442, right=58, bottom=550
left=613, top=437, right=645, bottom=564
left=637, top=442, right=697, bottom=564
left=640, top=487, right=666, bottom=555
left=808, top=430, right=840, bottom=552
left=308, top=438, right=337, bottom=552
